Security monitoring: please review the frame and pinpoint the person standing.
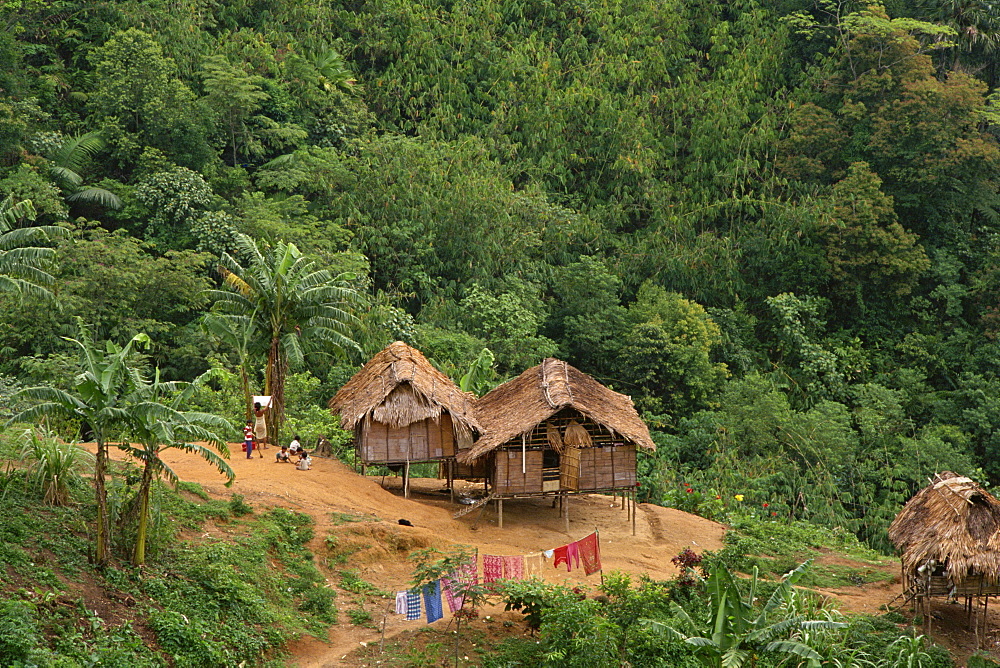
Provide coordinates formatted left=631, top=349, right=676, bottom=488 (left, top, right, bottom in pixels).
left=243, top=420, right=255, bottom=459
left=253, top=401, right=268, bottom=449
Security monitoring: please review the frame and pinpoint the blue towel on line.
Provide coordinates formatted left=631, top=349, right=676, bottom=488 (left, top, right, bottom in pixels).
left=424, top=580, right=443, bottom=623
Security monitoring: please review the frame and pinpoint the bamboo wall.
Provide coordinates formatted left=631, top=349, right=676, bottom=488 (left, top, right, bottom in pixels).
left=493, top=448, right=544, bottom=494
left=578, top=445, right=637, bottom=489
left=359, top=413, right=456, bottom=463
left=489, top=409, right=640, bottom=495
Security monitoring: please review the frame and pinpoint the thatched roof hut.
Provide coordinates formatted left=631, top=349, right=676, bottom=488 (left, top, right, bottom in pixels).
left=458, top=358, right=655, bottom=464
left=329, top=342, right=481, bottom=469
left=889, top=471, right=1000, bottom=587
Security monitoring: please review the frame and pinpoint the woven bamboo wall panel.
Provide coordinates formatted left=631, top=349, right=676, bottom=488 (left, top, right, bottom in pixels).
left=494, top=448, right=543, bottom=494
left=359, top=416, right=457, bottom=463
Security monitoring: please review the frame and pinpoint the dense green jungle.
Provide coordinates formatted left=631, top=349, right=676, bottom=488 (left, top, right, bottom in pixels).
left=2, top=0, right=1000, bottom=665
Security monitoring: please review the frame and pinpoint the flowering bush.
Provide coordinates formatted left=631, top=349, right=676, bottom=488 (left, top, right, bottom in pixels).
left=662, top=483, right=726, bottom=520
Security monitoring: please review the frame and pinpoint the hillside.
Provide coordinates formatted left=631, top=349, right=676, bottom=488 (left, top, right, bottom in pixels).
left=97, top=444, right=928, bottom=667
left=141, top=444, right=724, bottom=664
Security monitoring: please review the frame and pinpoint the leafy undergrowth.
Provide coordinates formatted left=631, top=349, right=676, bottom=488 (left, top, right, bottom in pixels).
left=707, top=515, right=898, bottom=589
left=0, top=470, right=336, bottom=667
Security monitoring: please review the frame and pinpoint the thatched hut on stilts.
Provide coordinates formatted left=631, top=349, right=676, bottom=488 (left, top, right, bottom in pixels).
left=328, top=342, right=481, bottom=498
left=888, top=471, right=1000, bottom=644
left=456, top=358, right=655, bottom=534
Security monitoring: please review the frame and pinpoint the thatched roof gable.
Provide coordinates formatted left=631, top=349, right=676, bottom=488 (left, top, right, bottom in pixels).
left=328, top=342, right=480, bottom=434
left=457, top=358, right=655, bottom=463
left=889, top=471, right=1000, bottom=585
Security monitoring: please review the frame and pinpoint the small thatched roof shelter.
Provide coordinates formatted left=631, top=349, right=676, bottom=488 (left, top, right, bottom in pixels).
left=889, top=471, right=1000, bottom=587
left=330, top=341, right=479, bottom=436
left=458, top=358, right=655, bottom=464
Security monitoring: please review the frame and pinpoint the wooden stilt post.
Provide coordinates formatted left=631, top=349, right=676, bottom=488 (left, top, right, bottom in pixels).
left=498, top=498, right=503, bottom=529
left=565, top=493, right=570, bottom=533
left=976, top=594, right=990, bottom=649
left=404, top=461, right=410, bottom=498
left=449, top=460, right=455, bottom=503
left=631, top=489, right=637, bottom=536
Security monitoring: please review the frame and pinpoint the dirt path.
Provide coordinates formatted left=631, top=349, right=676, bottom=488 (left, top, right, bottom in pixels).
left=96, top=445, right=925, bottom=665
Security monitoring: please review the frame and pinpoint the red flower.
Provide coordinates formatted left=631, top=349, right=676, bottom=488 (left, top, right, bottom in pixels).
left=686, top=488, right=693, bottom=493
left=715, top=495, right=721, bottom=499
left=771, top=511, right=778, bottom=516
left=762, top=502, right=769, bottom=508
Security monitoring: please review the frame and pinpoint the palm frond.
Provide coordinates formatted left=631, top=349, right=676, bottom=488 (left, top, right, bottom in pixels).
left=66, top=187, right=122, bottom=210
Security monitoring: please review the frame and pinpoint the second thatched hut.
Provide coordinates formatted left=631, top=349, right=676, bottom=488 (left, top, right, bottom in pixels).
left=457, top=358, right=655, bottom=529
left=888, top=471, right=1000, bottom=637
left=328, top=341, right=481, bottom=496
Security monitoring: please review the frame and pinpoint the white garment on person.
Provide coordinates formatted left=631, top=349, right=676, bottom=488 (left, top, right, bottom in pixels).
left=296, top=456, right=311, bottom=470
left=289, top=439, right=301, bottom=453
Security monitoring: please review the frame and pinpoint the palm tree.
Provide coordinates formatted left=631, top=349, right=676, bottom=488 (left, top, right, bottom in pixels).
left=206, top=234, right=363, bottom=443
left=7, top=323, right=151, bottom=566
left=644, top=561, right=846, bottom=668
left=0, top=195, right=69, bottom=300
left=45, top=132, right=122, bottom=211
left=119, top=372, right=234, bottom=565
left=199, top=310, right=260, bottom=421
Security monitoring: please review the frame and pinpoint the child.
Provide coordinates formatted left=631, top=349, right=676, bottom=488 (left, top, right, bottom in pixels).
left=296, top=451, right=312, bottom=471
left=288, top=435, right=302, bottom=455
left=275, top=445, right=291, bottom=463
left=243, top=421, right=255, bottom=459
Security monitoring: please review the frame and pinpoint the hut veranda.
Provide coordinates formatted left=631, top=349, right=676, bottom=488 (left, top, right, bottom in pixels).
left=889, top=472, right=1000, bottom=641
left=328, top=341, right=481, bottom=497
left=457, top=358, right=655, bottom=531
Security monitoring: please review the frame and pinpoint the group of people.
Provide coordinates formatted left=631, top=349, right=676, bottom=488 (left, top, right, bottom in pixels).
left=241, top=400, right=312, bottom=470
left=276, top=436, right=312, bottom=470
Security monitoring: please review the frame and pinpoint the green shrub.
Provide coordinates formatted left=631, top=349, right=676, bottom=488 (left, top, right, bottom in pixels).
left=0, top=599, right=42, bottom=664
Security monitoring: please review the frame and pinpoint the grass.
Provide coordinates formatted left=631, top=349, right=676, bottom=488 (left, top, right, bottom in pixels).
left=0, top=457, right=341, bottom=666
left=707, top=514, right=897, bottom=588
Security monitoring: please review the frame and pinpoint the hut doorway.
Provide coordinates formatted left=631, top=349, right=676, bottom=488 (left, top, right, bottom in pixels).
left=542, top=449, right=561, bottom=492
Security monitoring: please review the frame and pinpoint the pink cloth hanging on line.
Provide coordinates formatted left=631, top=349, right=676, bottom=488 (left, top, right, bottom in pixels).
left=441, top=578, right=462, bottom=613
left=502, top=555, right=524, bottom=580
left=577, top=532, right=602, bottom=576
left=566, top=541, right=580, bottom=570
left=482, top=555, right=503, bottom=583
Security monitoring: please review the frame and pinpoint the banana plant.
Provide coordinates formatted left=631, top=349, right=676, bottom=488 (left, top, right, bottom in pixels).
left=643, top=560, right=847, bottom=668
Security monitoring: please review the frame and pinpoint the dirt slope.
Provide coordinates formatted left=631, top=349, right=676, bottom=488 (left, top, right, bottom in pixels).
left=107, top=445, right=726, bottom=665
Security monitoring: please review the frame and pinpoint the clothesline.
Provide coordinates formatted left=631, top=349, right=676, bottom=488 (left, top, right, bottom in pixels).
left=392, top=531, right=603, bottom=624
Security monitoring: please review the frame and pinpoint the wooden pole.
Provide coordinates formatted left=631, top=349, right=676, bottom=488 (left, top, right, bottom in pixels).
left=378, top=595, right=394, bottom=655
left=631, top=489, right=637, bottom=536
left=498, top=498, right=503, bottom=529
left=404, top=461, right=410, bottom=499
left=564, top=493, right=570, bottom=533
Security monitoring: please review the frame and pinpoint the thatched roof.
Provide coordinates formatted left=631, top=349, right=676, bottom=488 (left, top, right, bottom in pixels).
left=889, top=471, right=1000, bottom=585
left=457, top=358, right=655, bottom=463
left=328, top=342, right=480, bottom=436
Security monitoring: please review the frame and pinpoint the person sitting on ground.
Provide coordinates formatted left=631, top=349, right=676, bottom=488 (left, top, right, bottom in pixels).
left=275, top=445, right=291, bottom=463
left=288, top=435, right=302, bottom=455
left=296, top=450, right=312, bottom=471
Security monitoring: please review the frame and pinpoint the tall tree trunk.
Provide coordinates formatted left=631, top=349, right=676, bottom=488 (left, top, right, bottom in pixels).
left=94, top=437, right=110, bottom=566
left=133, top=459, right=155, bottom=566
left=241, top=366, right=252, bottom=421
left=265, top=338, right=286, bottom=447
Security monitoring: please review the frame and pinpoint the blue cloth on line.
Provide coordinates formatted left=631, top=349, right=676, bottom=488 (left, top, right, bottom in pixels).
left=423, top=580, right=443, bottom=623
left=406, top=589, right=421, bottom=620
